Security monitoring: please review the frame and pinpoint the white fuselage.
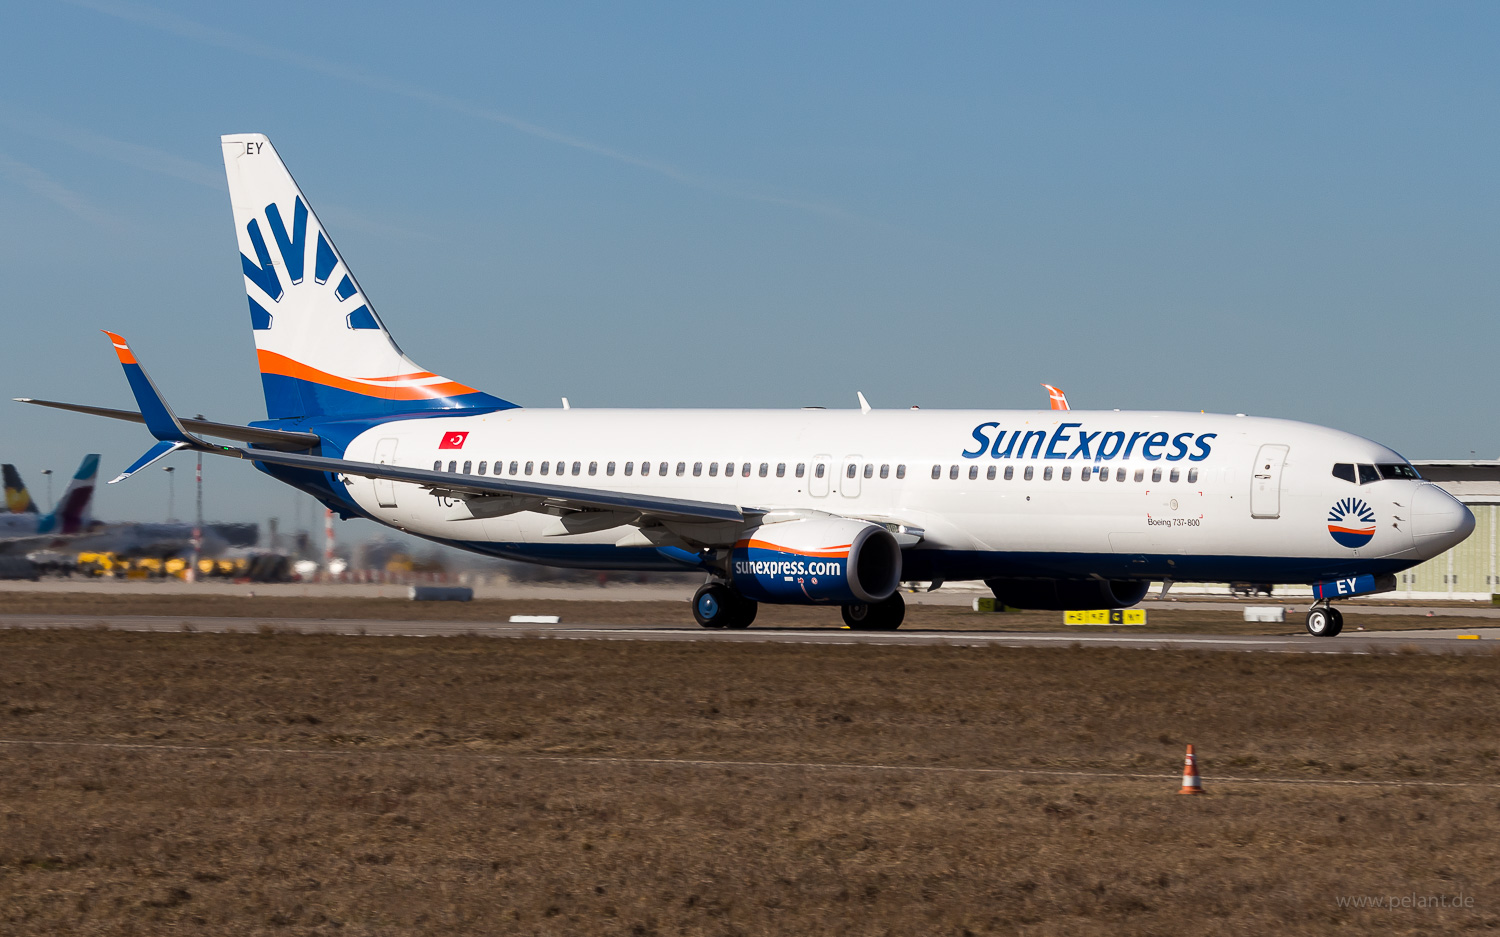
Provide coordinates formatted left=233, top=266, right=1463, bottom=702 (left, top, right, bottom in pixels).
left=324, top=407, right=1470, bottom=584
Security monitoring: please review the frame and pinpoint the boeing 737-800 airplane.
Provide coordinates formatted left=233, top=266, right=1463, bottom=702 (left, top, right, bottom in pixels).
left=19, top=134, right=1475, bottom=635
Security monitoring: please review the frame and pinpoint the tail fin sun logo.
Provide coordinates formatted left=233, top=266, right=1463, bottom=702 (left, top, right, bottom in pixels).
left=1327, top=497, right=1377, bottom=548
left=240, top=197, right=374, bottom=332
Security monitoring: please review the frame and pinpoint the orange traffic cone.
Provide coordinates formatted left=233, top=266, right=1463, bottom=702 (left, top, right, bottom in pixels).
left=1177, top=744, right=1204, bottom=795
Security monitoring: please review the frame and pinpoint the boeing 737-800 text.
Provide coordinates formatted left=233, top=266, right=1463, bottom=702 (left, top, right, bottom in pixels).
left=19, top=134, right=1474, bottom=635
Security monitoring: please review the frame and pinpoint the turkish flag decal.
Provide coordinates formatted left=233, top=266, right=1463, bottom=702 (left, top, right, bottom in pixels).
left=438, top=431, right=469, bottom=450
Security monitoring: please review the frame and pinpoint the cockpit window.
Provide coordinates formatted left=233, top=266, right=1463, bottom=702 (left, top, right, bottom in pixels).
left=1377, top=463, right=1420, bottom=481
left=1357, top=464, right=1380, bottom=484
left=1332, top=463, right=1356, bottom=483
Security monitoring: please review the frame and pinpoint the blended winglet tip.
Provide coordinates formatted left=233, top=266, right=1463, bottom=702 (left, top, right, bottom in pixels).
left=100, top=330, right=136, bottom=365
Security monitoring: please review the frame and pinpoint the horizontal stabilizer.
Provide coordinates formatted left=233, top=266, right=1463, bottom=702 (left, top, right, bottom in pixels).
left=15, top=398, right=319, bottom=450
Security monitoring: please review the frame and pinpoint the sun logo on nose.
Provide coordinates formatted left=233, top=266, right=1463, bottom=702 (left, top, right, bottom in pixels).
left=1327, top=497, right=1377, bottom=548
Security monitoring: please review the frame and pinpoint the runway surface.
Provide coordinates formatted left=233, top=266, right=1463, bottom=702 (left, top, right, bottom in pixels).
left=3, top=613, right=1496, bottom=654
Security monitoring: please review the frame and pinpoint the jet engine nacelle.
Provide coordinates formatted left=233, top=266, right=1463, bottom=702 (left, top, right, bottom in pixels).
left=730, top=517, right=901, bottom=605
left=985, top=577, right=1150, bottom=611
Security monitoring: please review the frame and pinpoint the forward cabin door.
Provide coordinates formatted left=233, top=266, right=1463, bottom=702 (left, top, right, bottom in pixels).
left=1250, top=444, right=1289, bottom=519
left=374, top=438, right=399, bottom=508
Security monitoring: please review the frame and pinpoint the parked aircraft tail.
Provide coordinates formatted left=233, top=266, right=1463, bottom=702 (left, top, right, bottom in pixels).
left=36, top=454, right=99, bottom=535
left=220, top=134, right=514, bottom=421
left=3, top=464, right=38, bottom=514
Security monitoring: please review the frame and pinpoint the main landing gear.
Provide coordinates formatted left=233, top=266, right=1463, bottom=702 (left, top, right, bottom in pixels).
left=693, top=583, right=758, bottom=629
left=1305, top=602, right=1344, bottom=637
left=841, top=592, right=906, bottom=631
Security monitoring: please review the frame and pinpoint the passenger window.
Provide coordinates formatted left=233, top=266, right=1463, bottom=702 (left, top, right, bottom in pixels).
left=641, top=462, right=650, bottom=476
left=624, top=461, right=633, bottom=476
left=1043, top=466, right=1053, bottom=481
left=1134, top=469, right=1143, bottom=482
left=1151, top=468, right=1162, bottom=483
left=708, top=462, right=718, bottom=477
left=588, top=461, right=597, bottom=476
left=776, top=463, right=786, bottom=478
left=986, top=465, right=996, bottom=480
left=1081, top=466, right=1092, bottom=481
left=725, top=462, right=735, bottom=476
left=796, top=463, right=805, bottom=478
left=1098, top=467, right=1108, bottom=482
left=1169, top=469, right=1180, bottom=483
left=448, top=461, right=457, bottom=473
left=880, top=464, right=890, bottom=479
left=539, top=461, right=548, bottom=475
left=477, top=461, right=487, bottom=475
left=572, top=461, right=581, bottom=476
left=606, top=461, right=615, bottom=476
left=1004, top=466, right=1013, bottom=480
left=815, top=464, right=826, bottom=479
left=1116, top=468, right=1126, bottom=482
left=659, top=462, right=668, bottom=476
left=1061, top=466, right=1071, bottom=481
left=432, top=460, right=441, bottom=471
left=1332, top=463, right=1356, bottom=483
left=931, top=465, right=941, bottom=480
left=896, top=464, right=906, bottom=479
left=760, top=463, right=769, bottom=477
left=950, top=465, right=959, bottom=480
left=693, top=462, right=702, bottom=476
left=969, top=465, right=979, bottom=480
left=742, top=463, right=750, bottom=477
left=1187, top=468, right=1199, bottom=483
left=525, top=461, right=534, bottom=475
left=847, top=464, right=857, bottom=479
left=509, top=461, right=518, bottom=475
left=1358, top=464, right=1380, bottom=484
left=462, top=460, right=472, bottom=474
left=676, top=462, right=686, bottom=476
left=1023, top=465, right=1034, bottom=481
left=863, top=464, right=873, bottom=479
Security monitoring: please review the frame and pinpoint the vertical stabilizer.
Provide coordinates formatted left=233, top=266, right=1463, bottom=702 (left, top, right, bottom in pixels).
left=221, top=134, right=514, bottom=420
left=37, top=454, right=99, bottom=535
left=3, top=465, right=38, bottom=514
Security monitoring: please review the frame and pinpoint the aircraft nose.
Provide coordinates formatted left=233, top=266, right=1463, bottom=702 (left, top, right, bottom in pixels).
left=1411, top=484, right=1474, bottom=556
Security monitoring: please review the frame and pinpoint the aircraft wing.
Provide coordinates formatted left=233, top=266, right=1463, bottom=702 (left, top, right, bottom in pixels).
left=231, top=446, right=746, bottom=524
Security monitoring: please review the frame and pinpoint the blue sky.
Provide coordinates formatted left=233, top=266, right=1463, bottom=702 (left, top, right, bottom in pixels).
left=2, top=1, right=1497, bottom=528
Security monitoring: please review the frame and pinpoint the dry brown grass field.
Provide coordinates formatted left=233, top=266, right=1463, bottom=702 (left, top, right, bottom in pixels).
left=2, top=628, right=1498, bottom=935
left=0, top=589, right=1485, bottom=633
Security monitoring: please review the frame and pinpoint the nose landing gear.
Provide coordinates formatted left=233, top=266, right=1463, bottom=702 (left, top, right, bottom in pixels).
left=1305, top=602, right=1344, bottom=637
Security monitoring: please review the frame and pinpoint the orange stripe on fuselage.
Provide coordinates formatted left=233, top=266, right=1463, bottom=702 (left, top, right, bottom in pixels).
left=1327, top=525, right=1375, bottom=535
left=257, top=350, right=479, bottom=400
left=733, top=539, right=853, bottom=558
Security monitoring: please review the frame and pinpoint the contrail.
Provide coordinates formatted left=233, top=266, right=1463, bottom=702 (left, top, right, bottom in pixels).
left=0, top=106, right=221, bottom=188
left=0, top=148, right=127, bottom=231
left=62, top=0, right=862, bottom=223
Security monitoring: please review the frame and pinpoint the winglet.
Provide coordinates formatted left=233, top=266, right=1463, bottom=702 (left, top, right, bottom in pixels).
left=99, top=331, right=206, bottom=448
left=1042, top=383, right=1070, bottom=411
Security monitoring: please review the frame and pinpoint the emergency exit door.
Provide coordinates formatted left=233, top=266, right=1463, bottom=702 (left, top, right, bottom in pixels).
left=374, top=438, right=399, bottom=508
left=1250, top=444, right=1288, bottom=518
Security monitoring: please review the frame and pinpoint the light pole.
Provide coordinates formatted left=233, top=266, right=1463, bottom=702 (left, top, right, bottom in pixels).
left=163, top=466, right=176, bottom=522
left=188, top=416, right=204, bottom=583
left=40, top=469, right=53, bottom=513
